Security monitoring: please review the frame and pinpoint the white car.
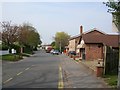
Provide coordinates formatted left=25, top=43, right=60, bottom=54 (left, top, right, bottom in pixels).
left=50, top=49, right=54, bottom=54
left=52, top=50, right=59, bottom=55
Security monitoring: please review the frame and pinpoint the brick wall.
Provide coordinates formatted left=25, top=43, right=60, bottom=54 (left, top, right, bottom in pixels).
left=85, top=44, right=103, bottom=60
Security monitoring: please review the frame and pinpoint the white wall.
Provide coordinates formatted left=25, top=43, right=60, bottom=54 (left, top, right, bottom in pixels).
left=68, top=39, right=76, bottom=51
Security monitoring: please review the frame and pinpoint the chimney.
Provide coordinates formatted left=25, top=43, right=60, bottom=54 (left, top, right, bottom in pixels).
left=80, top=25, right=83, bottom=34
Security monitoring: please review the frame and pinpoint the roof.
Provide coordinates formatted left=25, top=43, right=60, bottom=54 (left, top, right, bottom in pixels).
left=69, top=29, right=106, bottom=40
left=82, top=34, right=119, bottom=48
left=69, top=29, right=119, bottom=48
left=69, top=34, right=81, bottom=40
left=83, top=29, right=107, bottom=35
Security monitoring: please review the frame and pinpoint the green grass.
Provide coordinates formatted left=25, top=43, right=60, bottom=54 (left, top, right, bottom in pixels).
left=1, top=54, right=23, bottom=61
left=103, top=74, right=118, bottom=88
left=0, top=52, right=32, bottom=61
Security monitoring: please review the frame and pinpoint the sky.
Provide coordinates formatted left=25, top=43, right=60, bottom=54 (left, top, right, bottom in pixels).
left=1, top=0, right=118, bottom=44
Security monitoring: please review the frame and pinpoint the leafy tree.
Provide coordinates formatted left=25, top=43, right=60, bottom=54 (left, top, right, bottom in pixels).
left=54, top=32, right=70, bottom=52
left=51, top=41, right=56, bottom=49
left=104, top=0, right=120, bottom=30
left=18, top=23, right=42, bottom=53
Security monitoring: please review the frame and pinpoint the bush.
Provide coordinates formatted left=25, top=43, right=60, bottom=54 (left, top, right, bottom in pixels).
left=0, top=44, right=8, bottom=50
left=23, top=46, right=33, bottom=54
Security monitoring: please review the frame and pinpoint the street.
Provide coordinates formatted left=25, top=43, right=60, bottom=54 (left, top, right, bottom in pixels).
left=2, top=50, right=109, bottom=88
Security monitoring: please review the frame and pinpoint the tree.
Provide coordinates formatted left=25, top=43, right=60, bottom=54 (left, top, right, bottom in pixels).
left=104, top=0, right=120, bottom=30
left=54, top=32, right=70, bottom=52
left=104, top=0, right=120, bottom=87
left=18, top=23, right=42, bottom=53
left=1, top=21, right=42, bottom=53
left=1, top=21, right=19, bottom=52
left=51, top=41, right=56, bottom=49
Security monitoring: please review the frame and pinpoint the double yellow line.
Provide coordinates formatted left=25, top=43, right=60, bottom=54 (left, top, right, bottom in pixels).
left=58, top=65, right=64, bottom=89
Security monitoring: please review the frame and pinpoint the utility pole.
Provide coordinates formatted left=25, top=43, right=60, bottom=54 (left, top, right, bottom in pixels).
left=59, top=41, right=61, bottom=53
left=118, top=39, right=120, bottom=88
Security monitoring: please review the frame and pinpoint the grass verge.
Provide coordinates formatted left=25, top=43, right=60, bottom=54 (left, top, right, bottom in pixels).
left=103, top=74, right=118, bottom=88
left=0, top=52, right=33, bottom=61
left=0, top=54, right=23, bottom=61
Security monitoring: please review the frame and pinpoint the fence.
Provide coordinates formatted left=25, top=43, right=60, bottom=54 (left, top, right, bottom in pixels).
left=104, top=46, right=119, bottom=75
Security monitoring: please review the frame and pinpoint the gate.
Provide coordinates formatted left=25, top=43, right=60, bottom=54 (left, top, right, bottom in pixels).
left=104, top=46, right=119, bottom=75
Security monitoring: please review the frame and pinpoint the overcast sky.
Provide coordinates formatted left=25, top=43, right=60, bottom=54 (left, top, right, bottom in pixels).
left=1, top=1, right=117, bottom=44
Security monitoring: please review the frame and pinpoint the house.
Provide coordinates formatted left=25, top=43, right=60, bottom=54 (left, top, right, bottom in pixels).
left=77, top=29, right=119, bottom=60
left=68, top=26, right=83, bottom=52
left=68, top=26, right=119, bottom=60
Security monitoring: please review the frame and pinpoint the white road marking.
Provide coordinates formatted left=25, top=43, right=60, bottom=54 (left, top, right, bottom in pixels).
left=25, top=68, right=30, bottom=70
left=3, top=78, right=13, bottom=84
left=17, top=72, right=23, bottom=76
left=58, top=65, right=64, bottom=88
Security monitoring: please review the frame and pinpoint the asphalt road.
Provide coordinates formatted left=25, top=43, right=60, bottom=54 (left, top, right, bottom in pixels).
left=2, top=50, right=109, bottom=88
left=3, top=50, right=60, bottom=88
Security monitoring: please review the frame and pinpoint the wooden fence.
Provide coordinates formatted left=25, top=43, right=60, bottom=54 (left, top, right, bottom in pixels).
left=104, top=46, right=119, bottom=75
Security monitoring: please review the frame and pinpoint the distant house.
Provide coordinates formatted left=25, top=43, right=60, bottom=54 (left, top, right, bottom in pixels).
left=68, top=26, right=83, bottom=52
left=42, top=44, right=52, bottom=50
left=68, top=26, right=119, bottom=60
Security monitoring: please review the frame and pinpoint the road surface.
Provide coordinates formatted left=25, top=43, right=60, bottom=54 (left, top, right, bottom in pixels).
left=2, top=50, right=109, bottom=88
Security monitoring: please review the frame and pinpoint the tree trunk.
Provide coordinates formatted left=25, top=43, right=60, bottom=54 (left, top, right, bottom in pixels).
left=20, top=47, right=23, bottom=53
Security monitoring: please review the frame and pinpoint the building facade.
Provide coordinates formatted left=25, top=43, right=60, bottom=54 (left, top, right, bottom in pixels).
left=68, top=26, right=119, bottom=60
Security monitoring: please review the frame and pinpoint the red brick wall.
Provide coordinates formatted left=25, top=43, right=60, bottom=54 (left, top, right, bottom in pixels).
left=85, top=44, right=103, bottom=60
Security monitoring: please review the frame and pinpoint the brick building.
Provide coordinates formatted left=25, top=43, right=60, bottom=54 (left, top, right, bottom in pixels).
left=68, top=26, right=119, bottom=60
left=77, top=29, right=119, bottom=60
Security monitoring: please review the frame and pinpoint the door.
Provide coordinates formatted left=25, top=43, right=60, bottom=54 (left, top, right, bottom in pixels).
left=80, top=48, right=85, bottom=60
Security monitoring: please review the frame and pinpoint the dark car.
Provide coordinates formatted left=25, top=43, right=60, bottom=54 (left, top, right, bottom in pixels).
left=68, top=51, right=76, bottom=56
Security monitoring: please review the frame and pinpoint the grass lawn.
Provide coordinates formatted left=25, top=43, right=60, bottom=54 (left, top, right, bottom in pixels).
left=103, top=74, right=118, bottom=88
left=0, top=52, right=32, bottom=61
left=0, top=54, right=23, bottom=61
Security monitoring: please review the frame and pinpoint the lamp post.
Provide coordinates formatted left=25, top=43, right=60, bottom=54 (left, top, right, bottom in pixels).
left=118, top=42, right=120, bottom=88
left=59, top=41, right=61, bottom=53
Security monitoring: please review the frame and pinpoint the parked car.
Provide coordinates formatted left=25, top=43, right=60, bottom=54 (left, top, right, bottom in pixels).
left=68, top=51, right=76, bottom=56
left=50, top=49, right=54, bottom=54
left=52, top=50, right=59, bottom=55
left=46, top=47, right=52, bottom=53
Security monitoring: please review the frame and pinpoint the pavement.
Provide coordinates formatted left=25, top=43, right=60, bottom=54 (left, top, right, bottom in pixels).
left=2, top=50, right=110, bottom=88
left=60, top=55, right=109, bottom=88
left=77, top=59, right=98, bottom=73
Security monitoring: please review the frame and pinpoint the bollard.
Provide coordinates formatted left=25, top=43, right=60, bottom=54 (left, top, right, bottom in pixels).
left=73, top=55, right=75, bottom=60
left=96, top=65, right=104, bottom=77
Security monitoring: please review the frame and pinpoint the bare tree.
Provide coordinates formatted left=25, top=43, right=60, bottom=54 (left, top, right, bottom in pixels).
left=1, top=21, right=19, bottom=52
